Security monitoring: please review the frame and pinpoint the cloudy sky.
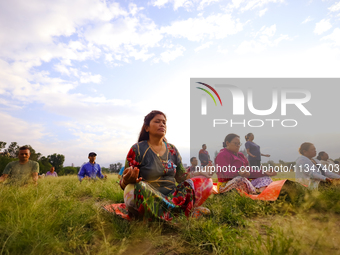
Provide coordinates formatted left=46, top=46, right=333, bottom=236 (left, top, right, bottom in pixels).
left=0, top=0, right=339, bottom=166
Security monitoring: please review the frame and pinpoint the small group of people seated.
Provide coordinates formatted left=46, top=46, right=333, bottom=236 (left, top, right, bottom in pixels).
left=215, top=133, right=276, bottom=194
left=295, top=143, right=340, bottom=189
left=0, top=147, right=108, bottom=186
left=2, top=110, right=339, bottom=223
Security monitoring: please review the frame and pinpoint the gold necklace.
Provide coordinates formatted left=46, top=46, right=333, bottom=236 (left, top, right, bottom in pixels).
left=148, top=142, right=163, bottom=157
left=148, top=142, right=168, bottom=163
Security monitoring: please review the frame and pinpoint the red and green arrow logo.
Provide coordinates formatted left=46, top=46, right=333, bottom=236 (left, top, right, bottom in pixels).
left=196, top=82, right=223, bottom=106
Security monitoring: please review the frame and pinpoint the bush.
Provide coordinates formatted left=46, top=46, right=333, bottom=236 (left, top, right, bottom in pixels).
left=0, top=156, right=17, bottom=174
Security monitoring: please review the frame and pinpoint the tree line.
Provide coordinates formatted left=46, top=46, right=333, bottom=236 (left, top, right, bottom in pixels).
left=0, top=141, right=65, bottom=175
left=0, top=141, right=124, bottom=176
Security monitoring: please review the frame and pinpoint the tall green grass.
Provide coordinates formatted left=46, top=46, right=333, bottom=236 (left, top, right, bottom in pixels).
left=1, top=175, right=340, bottom=254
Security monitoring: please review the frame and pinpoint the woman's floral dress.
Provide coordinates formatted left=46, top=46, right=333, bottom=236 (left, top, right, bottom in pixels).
left=120, top=140, right=213, bottom=221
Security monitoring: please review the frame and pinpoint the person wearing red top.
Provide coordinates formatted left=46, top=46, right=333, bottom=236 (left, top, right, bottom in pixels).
left=199, top=144, right=210, bottom=166
left=215, top=133, right=276, bottom=194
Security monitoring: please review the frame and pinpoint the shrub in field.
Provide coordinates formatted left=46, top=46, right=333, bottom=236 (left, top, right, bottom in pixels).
left=0, top=156, right=17, bottom=174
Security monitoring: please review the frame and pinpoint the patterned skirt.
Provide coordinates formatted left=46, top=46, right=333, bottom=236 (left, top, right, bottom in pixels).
left=218, top=176, right=272, bottom=194
left=124, top=177, right=213, bottom=221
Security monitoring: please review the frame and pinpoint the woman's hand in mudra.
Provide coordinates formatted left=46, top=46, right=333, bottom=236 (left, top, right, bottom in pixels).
left=122, top=166, right=142, bottom=186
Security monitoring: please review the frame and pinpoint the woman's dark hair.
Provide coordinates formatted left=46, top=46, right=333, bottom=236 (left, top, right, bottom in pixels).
left=316, top=151, right=326, bottom=160
left=298, top=142, right=313, bottom=155
left=138, top=110, right=167, bottom=142
left=245, top=133, right=253, bottom=141
left=223, top=133, right=240, bottom=147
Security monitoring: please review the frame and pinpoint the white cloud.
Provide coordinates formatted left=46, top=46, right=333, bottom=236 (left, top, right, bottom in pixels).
left=314, top=19, right=332, bottom=35
left=259, top=8, right=268, bottom=17
left=0, top=0, right=121, bottom=55
left=236, top=40, right=266, bottom=54
left=0, top=0, right=163, bottom=84
left=54, top=64, right=71, bottom=76
left=162, top=13, right=244, bottom=41
left=321, top=28, right=340, bottom=46
left=197, top=0, right=220, bottom=10
left=217, top=45, right=229, bottom=54
left=83, top=16, right=163, bottom=59
left=236, top=24, right=290, bottom=54
left=329, top=2, right=340, bottom=12
left=152, top=0, right=171, bottom=8
left=151, top=0, right=193, bottom=10
left=228, top=0, right=284, bottom=12
left=261, top=24, right=276, bottom=37
left=79, top=72, right=102, bottom=84
left=157, top=45, right=186, bottom=63
left=173, top=0, right=193, bottom=10
left=0, top=112, right=46, bottom=143
left=194, top=41, right=213, bottom=52
left=301, top=16, right=313, bottom=24
left=105, top=53, right=114, bottom=62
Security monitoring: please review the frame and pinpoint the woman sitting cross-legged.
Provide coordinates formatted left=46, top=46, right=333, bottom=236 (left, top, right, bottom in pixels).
left=295, top=142, right=340, bottom=189
left=119, top=110, right=213, bottom=221
left=215, top=133, right=276, bottom=194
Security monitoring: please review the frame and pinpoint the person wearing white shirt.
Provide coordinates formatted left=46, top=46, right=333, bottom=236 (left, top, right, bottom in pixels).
left=317, top=151, right=339, bottom=174
left=295, top=143, right=340, bottom=189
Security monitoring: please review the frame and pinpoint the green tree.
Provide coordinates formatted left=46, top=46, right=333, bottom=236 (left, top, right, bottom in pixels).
left=38, top=156, right=53, bottom=174
left=110, top=163, right=120, bottom=173
left=62, top=167, right=78, bottom=175
left=5, top=142, right=19, bottom=158
left=101, top=167, right=110, bottom=174
left=48, top=154, right=65, bottom=173
left=24, top=145, right=42, bottom=161
left=0, top=156, right=17, bottom=174
left=0, top=141, right=6, bottom=151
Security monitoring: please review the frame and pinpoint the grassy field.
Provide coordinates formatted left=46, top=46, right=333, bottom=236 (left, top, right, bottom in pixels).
left=1, top=174, right=340, bottom=255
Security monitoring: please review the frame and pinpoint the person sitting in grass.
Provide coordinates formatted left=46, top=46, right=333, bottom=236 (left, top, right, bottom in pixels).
left=186, top=157, right=199, bottom=173
left=78, top=152, right=107, bottom=182
left=295, top=143, right=340, bottom=189
left=0, top=146, right=39, bottom=185
left=119, top=110, right=213, bottom=221
left=317, top=151, right=337, bottom=172
left=46, top=167, right=58, bottom=177
left=215, top=133, right=276, bottom=194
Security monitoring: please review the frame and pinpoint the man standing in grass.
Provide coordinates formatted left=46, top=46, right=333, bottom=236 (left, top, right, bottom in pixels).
left=46, top=166, right=58, bottom=177
left=0, top=146, right=39, bottom=185
left=78, top=152, right=107, bottom=182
